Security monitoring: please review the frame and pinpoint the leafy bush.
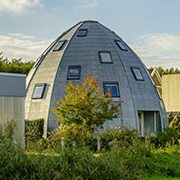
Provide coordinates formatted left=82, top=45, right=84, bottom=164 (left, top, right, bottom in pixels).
left=100, top=128, right=140, bottom=150
left=0, top=124, right=38, bottom=180
left=151, top=128, right=179, bottom=148
left=49, top=125, right=95, bottom=149
left=150, top=149, right=180, bottom=177
left=1, top=125, right=180, bottom=179
left=25, top=119, right=44, bottom=143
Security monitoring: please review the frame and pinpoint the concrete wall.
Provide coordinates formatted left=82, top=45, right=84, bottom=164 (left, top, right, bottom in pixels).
left=162, top=74, right=180, bottom=112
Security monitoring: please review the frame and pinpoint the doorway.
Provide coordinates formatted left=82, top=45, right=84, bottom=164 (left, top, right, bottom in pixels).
left=138, top=111, right=161, bottom=136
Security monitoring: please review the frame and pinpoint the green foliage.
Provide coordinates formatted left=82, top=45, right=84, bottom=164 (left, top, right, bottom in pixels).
left=27, top=125, right=97, bottom=152
left=54, top=76, right=120, bottom=131
left=170, top=113, right=180, bottom=131
left=53, top=76, right=120, bottom=147
left=1, top=126, right=180, bottom=179
left=25, top=119, right=44, bottom=143
left=0, top=123, right=38, bottom=180
left=150, top=149, right=180, bottom=177
left=49, top=125, right=95, bottom=148
left=0, top=52, right=34, bottom=74
left=151, top=128, right=179, bottom=148
left=100, top=128, right=139, bottom=150
left=155, top=66, right=180, bottom=76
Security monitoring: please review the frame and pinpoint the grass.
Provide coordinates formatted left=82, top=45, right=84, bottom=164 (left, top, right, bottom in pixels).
left=145, top=177, right=180, bottom=180
left=1, top=126, right=180, bottom=180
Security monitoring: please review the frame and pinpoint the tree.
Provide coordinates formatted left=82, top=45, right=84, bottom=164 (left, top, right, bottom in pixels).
left=155, top=66, right=180, bottom=76
left=54, top=76, right=120, bottom=133
left=0, top=52, right=34, bottom=75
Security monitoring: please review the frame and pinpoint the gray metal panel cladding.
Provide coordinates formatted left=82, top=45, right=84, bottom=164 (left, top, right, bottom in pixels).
left=25, top=20, right=168, bottom=134
left=0, top=73, right=26, bottom=97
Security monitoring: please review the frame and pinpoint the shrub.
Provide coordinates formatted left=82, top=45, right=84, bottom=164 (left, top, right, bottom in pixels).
left=25, top=119, right=44, bottom=143
left=0, top=124, right=38, bottom=179
left=0, top=125, right=180, bottom=179
left=100, top=128, right=139, bottom=150
left=151, top=128, right=179, bottom=148
left=50, top=125, right=93, bottom=145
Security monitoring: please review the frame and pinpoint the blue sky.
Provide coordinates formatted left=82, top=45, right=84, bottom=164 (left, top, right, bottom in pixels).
left=0, top=0, right=180, bottom=68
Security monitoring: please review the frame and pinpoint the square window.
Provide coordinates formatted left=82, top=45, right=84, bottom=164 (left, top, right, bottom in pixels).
left=103, top=82, right=120, bottom=97
left=131, top=67, right=144, bottom=81
left=99, top=51, right=113, bottom=63
left=53, top=40, right=66, bottom=51
left=32, top=84, right=46, bottom=99
left=67, top=66, right=81, bottom=80
left=115, top=40, right=127, bottom=51
left=77, top=29, right=88, bottom=37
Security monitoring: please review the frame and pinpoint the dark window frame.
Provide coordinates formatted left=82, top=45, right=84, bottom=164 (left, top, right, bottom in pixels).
left=131, top=67, right=144, bottom=81
left=67, top=65, right=81, bottom=80
left=115, top=40, right=127, bottom=51
left=53, top=40, right=67, bottom=51
left=98, top=51, right=113, bottom=64
left=103, top=82, right=120, bottom=97
left=32, top=83, right=47, bottom=99
left=77, top=28, right=88, bottom=37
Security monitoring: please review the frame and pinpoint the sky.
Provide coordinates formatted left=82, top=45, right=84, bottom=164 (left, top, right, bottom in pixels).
left=0, top=0, right=180, bottom=68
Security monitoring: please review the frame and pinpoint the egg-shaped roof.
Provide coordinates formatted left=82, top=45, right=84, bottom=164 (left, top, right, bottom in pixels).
left=25, top=20, right=168, bottom=135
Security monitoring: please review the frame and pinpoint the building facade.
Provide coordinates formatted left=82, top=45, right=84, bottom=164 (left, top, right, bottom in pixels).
left=162, top=74, right=180, bottom=113
left=0, top=73, right=26, bottom=145
left=25, top=20, right=168, bottom=136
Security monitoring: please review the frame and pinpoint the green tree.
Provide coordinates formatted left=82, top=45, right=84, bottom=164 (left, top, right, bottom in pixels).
left=155, top=66, right=180, bottom=76
left=0, top=52, right=34, bottom=74
left=54, top=76, right=120, bottom=133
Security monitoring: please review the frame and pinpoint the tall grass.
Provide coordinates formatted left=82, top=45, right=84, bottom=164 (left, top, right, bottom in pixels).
left=0, top=125, right=179, bottom=179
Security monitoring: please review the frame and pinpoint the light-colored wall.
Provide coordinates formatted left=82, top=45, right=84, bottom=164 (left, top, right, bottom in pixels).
left=25, top=22, right=83, bottom=136
left=162, top=74, right=180, bottom=112
left=0, top=96, right=25, bottom=146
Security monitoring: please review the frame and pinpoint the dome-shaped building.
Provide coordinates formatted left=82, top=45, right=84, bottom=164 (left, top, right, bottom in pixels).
left=25, top=20, right=168, bottom=136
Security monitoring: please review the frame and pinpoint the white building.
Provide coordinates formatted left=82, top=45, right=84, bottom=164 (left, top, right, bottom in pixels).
left=0, top=73, right=26, bottom=145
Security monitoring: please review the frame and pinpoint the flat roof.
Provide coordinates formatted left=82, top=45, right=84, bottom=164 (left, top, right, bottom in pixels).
left=0, top=72, right=26, bottom=78
left=0, top=73, right=26, bottom=97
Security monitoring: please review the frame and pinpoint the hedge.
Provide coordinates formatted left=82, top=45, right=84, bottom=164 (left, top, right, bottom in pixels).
left=25, top=119, right=44, bottom=142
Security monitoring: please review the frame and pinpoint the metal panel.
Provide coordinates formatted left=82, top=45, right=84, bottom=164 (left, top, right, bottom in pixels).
left=0, top=96, right=25, bottom=146
left=25, top=20, right=168, bottom=135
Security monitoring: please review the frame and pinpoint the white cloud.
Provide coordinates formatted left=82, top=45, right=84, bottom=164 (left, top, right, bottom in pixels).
left=0, top=0, right=41, bottom=14
left=74, top=0, right=98, bottom=11
left=130, top=33, right=180, bottom=68
left=0, top=33, right=51, bottom=61
left=1, top=32, right=179, bottom=68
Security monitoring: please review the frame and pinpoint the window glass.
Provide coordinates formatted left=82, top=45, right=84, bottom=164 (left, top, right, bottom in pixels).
left=53, top=40, right=66, bottom=51
left=115, top=40, right=127, bottom=51
left=131, top=67, right=144, bottom=81
left=67, top=66, right=81, bottom=80
left=77, top=29, right=88, bottom=37
left=104, top=82, right=120, bottom=97
left=32, top=84, right=46, bottom=99
left=99, top=52, right=112, bottom=63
